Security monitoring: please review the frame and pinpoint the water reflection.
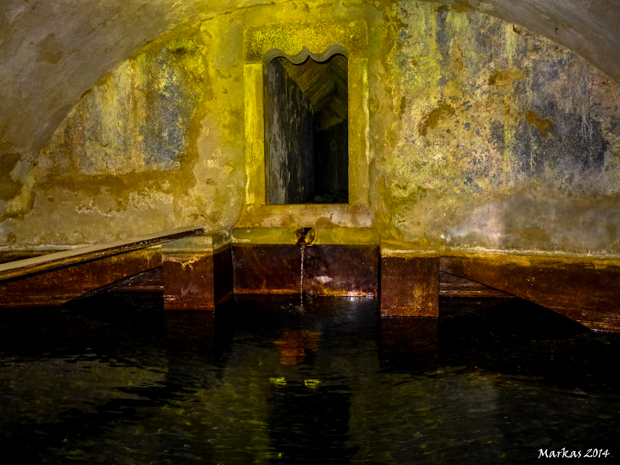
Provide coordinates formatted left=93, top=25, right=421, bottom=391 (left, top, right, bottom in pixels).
left=0, top=293, right=619, bottom=463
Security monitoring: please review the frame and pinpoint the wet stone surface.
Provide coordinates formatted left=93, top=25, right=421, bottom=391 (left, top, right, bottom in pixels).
left=0, top=293, right=619, bottom=463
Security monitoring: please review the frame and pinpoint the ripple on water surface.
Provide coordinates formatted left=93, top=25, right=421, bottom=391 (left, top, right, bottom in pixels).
left=0, top=293, right=618, bottom=464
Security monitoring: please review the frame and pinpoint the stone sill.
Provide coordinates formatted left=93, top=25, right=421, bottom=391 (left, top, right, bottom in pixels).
left=232, top=226, right=378, bottom=245
left=235, top=204, right=373, bottom=229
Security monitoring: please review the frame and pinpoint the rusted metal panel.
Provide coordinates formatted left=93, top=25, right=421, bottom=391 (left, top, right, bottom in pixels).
left=304, top=245, right=379, bottom=296
left=213, top=245, right=234, bottom=306
left=112, top=267, right=164, bottom=292
left=112, top=255, right=231, bottom=299
left=232, top=244, right=301, bottom=294
left=163, top=253, right=215, bottom=310
left=162, top=241, right=233, bottom=311
left=380, top=255, right=439, bottom=317
left=441, top=255, right=620, bottom=332
left=439, top=271, right=514, bottom=298
left=0, top=248, right=162, bottom=307
left=0, top=226, right=207, bottom=282
left=232, top=244, right=378, bottom=296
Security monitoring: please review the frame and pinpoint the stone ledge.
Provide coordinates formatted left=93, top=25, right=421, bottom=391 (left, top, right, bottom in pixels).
left=0, top=226, right=208, bottom=283
left=232, top=226, right=378, bottom=245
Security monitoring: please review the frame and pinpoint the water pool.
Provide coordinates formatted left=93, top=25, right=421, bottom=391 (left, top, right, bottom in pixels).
left=0, top=293, right=618, bottom=464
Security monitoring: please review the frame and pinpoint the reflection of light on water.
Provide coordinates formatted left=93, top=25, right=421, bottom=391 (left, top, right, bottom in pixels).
left=281, top=302, right=305, bottom=313
left=274, top=329, right=320, bottom=366
left=269, top=377, right=322, bottom=390
left=2, top=295, right=620, bottom=463
left=269, top=377, right=287, bottom=387
left=304, top=379, right=321, bottom=389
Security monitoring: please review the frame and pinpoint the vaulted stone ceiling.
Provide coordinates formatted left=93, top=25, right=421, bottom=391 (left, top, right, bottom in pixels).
left=279, top=55, right=348, bottom=129
left=1, top=0, right=619, bottom=179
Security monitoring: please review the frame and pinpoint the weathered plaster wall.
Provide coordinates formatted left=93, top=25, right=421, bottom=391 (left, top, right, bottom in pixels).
left=373, top=3, right=620, bottom=254
left=0, top=0, right=277, bottom=227
left=1, top=0, right=620, bottom=243
left=268, top=58, right=315, bottom=205
left=2, top=0, right=620, bottom=258
left=1, top=21, right=245, bottom=245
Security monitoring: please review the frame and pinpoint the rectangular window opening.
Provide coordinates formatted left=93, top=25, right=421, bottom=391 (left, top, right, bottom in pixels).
left=266, top=53, right=349, bottom=205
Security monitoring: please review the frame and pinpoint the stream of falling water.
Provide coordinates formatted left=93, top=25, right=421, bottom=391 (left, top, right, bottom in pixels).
left=300, top=245, right=305, bottom=306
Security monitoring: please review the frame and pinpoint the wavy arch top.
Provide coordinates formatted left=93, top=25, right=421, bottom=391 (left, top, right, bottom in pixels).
left=263, top=44, right=348, bottom=66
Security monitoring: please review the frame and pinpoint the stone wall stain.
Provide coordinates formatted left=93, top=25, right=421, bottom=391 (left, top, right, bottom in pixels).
left=36, top=33, right=63, bottom=64
left=40, top=36, right=206, bottom=177
left=419, top=103, right=456, bottom=137
left=488, top=69, right=525, bottom=86
left=1, top=17, right=245, bottom=244
left=369, top=2, right=620, bottom=254
left=449, top=4, right=471, bottom=13
left=526, top=110, right=552, bottom=135
left=0, top=153, right=23, bottom=201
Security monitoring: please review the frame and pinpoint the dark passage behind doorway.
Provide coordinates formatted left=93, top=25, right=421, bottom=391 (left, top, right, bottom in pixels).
left=267, top=53, right=348, bottom=205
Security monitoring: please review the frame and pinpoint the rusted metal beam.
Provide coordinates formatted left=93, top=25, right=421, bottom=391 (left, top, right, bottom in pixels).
left=440, top=254, right=620, bottom=332
left=0, top=226, right=211, bottom=308
left=0, top=226, right=207, bottom=283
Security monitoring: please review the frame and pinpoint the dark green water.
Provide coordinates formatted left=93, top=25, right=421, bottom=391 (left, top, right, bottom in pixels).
left=0, top=293, right=619, bottom=464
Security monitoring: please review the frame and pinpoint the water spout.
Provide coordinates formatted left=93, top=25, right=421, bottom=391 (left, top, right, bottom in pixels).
left=295, top=227, right=317, bottom=247
left=295, top=228, right=317, bottom=306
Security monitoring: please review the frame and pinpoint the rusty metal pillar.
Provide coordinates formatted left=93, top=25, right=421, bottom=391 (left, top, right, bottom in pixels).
left=380, top=249, right=439, bottom=317
left=162, top=233, right=232, bottom=310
